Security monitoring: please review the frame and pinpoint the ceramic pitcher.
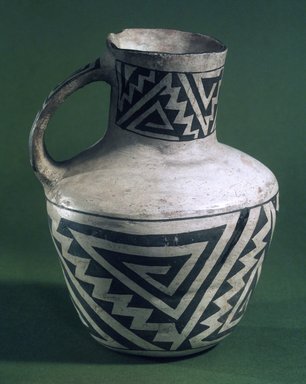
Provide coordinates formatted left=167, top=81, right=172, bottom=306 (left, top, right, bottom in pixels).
left=30, top=29, right=279, bottom=357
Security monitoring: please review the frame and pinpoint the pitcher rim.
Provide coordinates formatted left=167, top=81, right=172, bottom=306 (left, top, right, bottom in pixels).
left=107, top=28, right=227, bottom=57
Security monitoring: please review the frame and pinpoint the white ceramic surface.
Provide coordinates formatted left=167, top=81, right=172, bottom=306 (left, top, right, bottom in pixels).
left=30, top=29, right=279, bottom=357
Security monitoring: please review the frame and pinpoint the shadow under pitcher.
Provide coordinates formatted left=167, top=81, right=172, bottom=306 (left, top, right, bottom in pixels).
left=29, top=29, right=279, bottom=357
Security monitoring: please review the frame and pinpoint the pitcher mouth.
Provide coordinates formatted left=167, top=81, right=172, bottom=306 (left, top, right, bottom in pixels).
left=107, top=28, right=226, bottom=55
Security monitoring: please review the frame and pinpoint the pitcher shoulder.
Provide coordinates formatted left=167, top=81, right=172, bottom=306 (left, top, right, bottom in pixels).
left=44, top=142, right=278, bottom=221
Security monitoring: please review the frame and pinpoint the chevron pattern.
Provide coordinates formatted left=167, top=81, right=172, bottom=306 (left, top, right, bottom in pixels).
left=115, top=60, right=223, bottom=141
left=48, top=195, right=278, bottom=355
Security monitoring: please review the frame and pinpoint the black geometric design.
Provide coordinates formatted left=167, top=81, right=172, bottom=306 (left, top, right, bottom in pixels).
left=115, top=60, right=223, bottom=141
left=49, top=196, right=278, bottom=354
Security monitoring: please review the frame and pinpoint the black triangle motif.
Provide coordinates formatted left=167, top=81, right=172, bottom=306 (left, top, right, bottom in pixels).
left=59, top=220, right=227, bottom=315
left=92, top=244, right=208, bottom=300
left=129, top=102, right=176, bottom=134
left=122, top=252, right=192, bottom=295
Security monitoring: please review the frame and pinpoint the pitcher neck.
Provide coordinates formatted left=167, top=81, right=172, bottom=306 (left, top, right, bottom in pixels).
left=106, top=29, right=227, bottom=143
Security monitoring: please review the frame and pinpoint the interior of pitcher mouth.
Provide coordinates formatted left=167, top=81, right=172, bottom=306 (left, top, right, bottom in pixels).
left=108, top=28, right=226, bottom=55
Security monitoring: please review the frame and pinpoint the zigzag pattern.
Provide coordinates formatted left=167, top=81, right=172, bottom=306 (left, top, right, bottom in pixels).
left=189, top=204, right=273, bottom=347
left=160, top=83, right=195, bottom=138
left=52, top=231, right=127, bottom=350
left=117, top=62, right=156, bottom=111
left=52, top=223, right=183, bottom=348
left=115, top=60, right=223, bottom=141
left=49, top=196, right=277, bottom=354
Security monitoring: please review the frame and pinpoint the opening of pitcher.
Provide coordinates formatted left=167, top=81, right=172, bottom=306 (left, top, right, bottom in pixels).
left=108, top=28, right=226, bottom=55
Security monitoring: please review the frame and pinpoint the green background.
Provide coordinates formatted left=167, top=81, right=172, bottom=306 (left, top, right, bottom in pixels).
left=1, top=0, right=305, bottom=383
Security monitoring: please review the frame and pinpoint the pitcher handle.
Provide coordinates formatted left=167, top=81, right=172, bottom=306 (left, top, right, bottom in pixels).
left=29, top=54, right=113, bottom=187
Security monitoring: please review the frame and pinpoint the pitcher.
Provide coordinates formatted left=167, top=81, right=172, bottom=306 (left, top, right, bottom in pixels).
left=30, top=29, right=279, bottom=357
